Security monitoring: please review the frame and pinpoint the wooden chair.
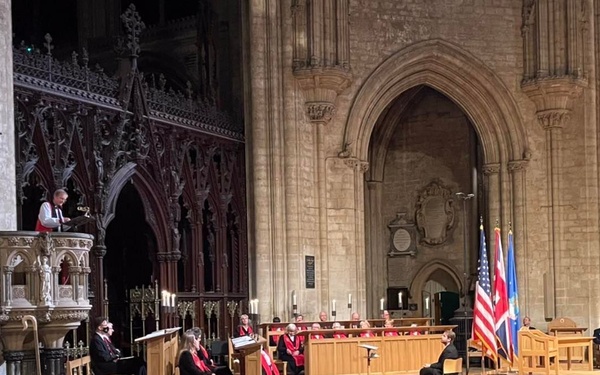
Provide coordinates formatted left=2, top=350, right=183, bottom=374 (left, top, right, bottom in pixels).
left=65, top=355, right=92, bottom=375
left=518, top=330, right=559, bottom=375
left=443, top=358, right=463, bottom=375
left=466, top=339, right=485, bottom=375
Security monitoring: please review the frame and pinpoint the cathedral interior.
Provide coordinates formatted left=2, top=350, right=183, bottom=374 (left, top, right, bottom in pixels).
left=1, top=0, right=600, bottom=374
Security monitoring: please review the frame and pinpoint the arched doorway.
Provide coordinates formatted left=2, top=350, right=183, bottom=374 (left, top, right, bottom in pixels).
left=105, top=182, right=156, bottom=354
left=372, top=86, right=480, bottom=321
left=342, top=39, right=528, bottom=316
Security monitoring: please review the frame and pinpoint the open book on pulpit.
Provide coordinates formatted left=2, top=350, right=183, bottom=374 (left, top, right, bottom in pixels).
left=230, top=336, right=267, bottom=375
left=63, top=215, right=95, bottom=232
left=135, top=327, right=181, bottom=375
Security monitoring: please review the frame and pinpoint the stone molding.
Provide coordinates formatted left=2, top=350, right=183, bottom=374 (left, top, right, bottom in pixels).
left=522, top=78, right=585, bottom=130
left=294, top=67, right=353, bottom=124
left=508, top=159, right=529, bottom=173
left=482, top=163, right=501, bottom=175
left=342, top=158, right=369, bottom=173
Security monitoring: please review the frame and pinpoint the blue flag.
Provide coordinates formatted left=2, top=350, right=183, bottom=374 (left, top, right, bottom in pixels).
left=507, top=230, right=520, bottom=361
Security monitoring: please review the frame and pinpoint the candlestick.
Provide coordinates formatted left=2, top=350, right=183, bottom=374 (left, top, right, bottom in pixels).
left=425, top=296, right=430, bottom=310
left=292, top=290, right=297, bottom=305
left=348, top=293, right=352, bottom=305
left=398, top=292, right=403, bottom=308
left=380, top=298, right=384, bottom=311
left=171, top=293, right=176, bottom=308
left=332, top=299, right=336, bottom=312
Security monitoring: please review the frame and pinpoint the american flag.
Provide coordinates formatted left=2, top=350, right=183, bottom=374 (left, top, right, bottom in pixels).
left=472, top=223, right=497, bottom=359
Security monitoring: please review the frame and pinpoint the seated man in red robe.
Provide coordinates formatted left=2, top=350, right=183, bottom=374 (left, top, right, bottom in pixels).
left=277, top=324, right=304, bottom=375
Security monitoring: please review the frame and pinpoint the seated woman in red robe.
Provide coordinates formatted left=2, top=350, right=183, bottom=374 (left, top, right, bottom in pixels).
left=277, top=324, right=304, bottom=375
left=310, top=323, right=324, bottom=340
left=178, top=332, right=213, bottom=375
left=331, top=322, right=347, bottom=339
left=408, top=323, right=422, bottom=336
left=359, top=320, right=375, bottom=338
left=234, top=314, right=254, bottom=338
left=383, top=319, right=399, bottom=336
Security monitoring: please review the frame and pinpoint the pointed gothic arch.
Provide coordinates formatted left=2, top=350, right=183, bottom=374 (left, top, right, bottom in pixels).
left=346, top=39, right=530, bottom=315
left=342, top=39, right=528, bottom=163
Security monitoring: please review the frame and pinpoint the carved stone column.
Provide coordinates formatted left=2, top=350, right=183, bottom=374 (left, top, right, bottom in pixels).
left=292, top=0, right=353, bottom=124
left=521, top=1, right=588, bottom=318
left=365, top=180, right=385, bottom=319
left=508, top=158, right=529, bottom=309
left=482, top=163, right=501, bottom=235
left=0, top=0, right=16, bottom=230
left=40, top=348, right=65, bottom=375
left=2, top=350, right=25, bottom=375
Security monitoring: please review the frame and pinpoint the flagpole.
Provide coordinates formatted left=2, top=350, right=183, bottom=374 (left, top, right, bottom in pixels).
left=456, top=192, right=475, bottom=361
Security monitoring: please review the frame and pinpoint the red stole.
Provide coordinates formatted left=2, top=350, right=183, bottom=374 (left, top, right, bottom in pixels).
left=282, top=334, right=304, bottom=366
left=310, top=334, right=324, bottom=340
left=333, top=333, right=347, bottom=339
left=198, top=345, right=214, bottom=369
left=409, top=330, right=421, bottom=336
left=35, top=203, right=57, bottom=232
left=239, top=325, right=254, bottom=337
left=260, top=350, right=280, bottom=375
left=384, top=331, right=399, bottom=337
left=360, top=332, right=374, bottom=338
left=191, top=351, right=211, bottom=372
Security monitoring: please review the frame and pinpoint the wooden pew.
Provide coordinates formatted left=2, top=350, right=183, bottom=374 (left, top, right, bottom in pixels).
left=518, top=329, right=559, bottom=375
left=300, top=327, right=453, bottom=375
left=259, top=318, right=432, bottom=363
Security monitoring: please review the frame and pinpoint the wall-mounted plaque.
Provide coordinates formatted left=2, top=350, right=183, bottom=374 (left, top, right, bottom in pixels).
left=305, top=255, right=315, bottom=289
left=387, top=213, right=417, bottom=257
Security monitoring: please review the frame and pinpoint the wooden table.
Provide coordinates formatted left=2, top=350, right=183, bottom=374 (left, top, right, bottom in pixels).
left=555, top=335, right=594, bottom=370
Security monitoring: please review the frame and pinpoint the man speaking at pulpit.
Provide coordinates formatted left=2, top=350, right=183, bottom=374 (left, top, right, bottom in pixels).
left=36, top=189, right=71, bottom=232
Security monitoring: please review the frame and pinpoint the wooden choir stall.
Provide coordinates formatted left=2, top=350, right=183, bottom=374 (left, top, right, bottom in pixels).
left=135, top=327, right=181, bottom=375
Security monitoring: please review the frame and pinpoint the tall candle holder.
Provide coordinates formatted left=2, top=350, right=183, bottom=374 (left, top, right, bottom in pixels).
left=227, top=300, right=239, bottom=337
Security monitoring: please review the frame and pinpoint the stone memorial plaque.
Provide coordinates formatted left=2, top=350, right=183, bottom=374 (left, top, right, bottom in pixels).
left=305, top=255, right=315, bottom=289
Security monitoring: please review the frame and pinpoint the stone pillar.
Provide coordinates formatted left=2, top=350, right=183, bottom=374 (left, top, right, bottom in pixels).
left=2, top=351, right=24, bottom=375
left=0, top=0, right=17, bottom=231
left=40, top=348, right=65, bottom=375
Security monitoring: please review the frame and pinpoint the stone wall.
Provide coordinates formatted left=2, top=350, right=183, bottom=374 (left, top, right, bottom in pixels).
left=247, top=0, right=600, bottom=331
left=0, top=0, right=15, bottom=231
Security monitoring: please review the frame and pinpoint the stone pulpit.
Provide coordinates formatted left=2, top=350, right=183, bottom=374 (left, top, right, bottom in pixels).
left=0, top=231, right=93, bottom=375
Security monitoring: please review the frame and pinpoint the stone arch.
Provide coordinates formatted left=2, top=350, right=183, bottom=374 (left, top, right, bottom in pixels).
left=349, top=39, right=530, bottom=315
left=342, top=39, right=528, bottom=164
left=410, top=260, right=462, bottom=316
